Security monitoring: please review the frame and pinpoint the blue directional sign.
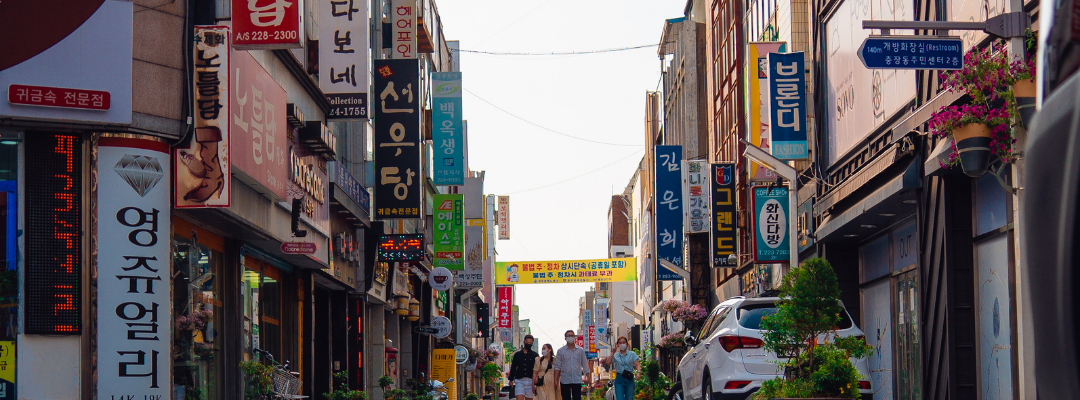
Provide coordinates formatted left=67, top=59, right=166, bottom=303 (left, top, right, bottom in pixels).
left=858, top=36, right=964, bottom=70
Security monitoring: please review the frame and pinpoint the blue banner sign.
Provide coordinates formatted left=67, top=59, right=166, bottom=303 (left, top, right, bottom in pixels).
left=753, top=186, right=789, bottom=263
left=654, top=145, right=683, bottom=281
left=432, top=72, right=464, bottom=185
left=858, top=36, right=964, bottom=70
left=768, top=52, right=808, bottom=160
left=330, top=161, right=370, bottom=215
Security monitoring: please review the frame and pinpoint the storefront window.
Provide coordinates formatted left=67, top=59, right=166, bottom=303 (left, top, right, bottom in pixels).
left=173, top=237, right=224, bottom=400
left=241, top=255, right=295, bottom=374
left=0, top=137, right=18, bottom=397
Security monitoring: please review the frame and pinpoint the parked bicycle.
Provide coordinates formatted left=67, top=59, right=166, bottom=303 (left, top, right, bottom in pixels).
left=253, top=348, right=308, bottom=400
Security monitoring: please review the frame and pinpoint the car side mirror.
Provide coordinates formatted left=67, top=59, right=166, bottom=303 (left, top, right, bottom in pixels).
left=683, top=330, right=697, bottom=346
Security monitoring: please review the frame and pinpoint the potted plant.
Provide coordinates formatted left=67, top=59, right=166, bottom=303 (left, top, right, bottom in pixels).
left=671, top=303, right=708, bottom=322
left=753, top=258, right=873, bottom=399
left=929, top=103, right=1010, bottom=177
left=379, top=375, right=409, bottom=400
left=634, top=355, right=672, bottom=400
left=324, top=371, right=368, bottom=400
left=239, top=360, right=273, bottom=400
left=1010, top=57, right=1037, bottom=127
left=657, top=332, right=685, bottom=349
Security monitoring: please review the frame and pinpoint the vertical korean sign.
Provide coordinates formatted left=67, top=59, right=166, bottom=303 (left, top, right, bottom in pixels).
left=753, top=186, right=790, bottom=263
left=319, top=0, right=370, bottom=119
left=768, top=52, right=808, bottom=160
left=373, top=60, right=421, bottom=219
left=231, top=49, right=289, bottom=201
left=391, top=0, right=416, bottom=59
left=682, top=160, right=710, bottom=233
left=434, top=194, right=464, bottom=270
left=588, top=325, right=597, bottom=358
left=654, top=145, right=683, bottom=281
left=178, top=26, right=230, bottom=208
left=497, top=196, right=510, bottom=240
left=496, top=286, right=513, bottom=328
left=747, top=42, right=786, bottom=181
left=232, top=0, right=302, bottom=49
left=432, top=72, right=464, bottom=185
left=454, top=226, right=484, bottom=287
left=98, top=138, right=171, bottom=399
left=711, top=164, right=738, bottom=267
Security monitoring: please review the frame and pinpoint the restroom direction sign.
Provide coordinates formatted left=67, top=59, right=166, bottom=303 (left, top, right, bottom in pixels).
left=858, top=36, right=964, bottom=70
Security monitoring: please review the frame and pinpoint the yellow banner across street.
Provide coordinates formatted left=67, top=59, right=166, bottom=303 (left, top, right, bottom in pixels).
left=495, top=258, right=637, bottom=285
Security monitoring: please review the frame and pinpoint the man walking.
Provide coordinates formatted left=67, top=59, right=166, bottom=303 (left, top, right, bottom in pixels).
left=510, top=334, right=540, bottom=400
left=554, top=330, right=590, bottom=400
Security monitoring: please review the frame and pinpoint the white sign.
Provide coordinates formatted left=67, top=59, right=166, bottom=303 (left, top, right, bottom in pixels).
left=319, top=0, right=370, bottom=119
left=432, top=316, right=452, bottom=339
left=430, top=267, right=454, bottom=291
left=97, top=138, right=172, bottom=399
left=825, top=0, right=916, bottom=165
left=497, top=196, right=510, bottom=240
left=682, top=160, right=711, bottom=233
left=455, top=345, right=469, bottom=364
left=453, top=226, right=484, bottom=288
left=391, top=0, right=416, bottom=59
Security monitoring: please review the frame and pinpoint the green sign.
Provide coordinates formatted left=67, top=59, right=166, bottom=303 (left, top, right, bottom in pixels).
left=753, top=186, right=790, bottom=263
left=433, top=194, right=464, bottom=270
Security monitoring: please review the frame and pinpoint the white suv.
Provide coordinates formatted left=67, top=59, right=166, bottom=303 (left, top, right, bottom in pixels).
left=670, top=297, right=873, bottom=400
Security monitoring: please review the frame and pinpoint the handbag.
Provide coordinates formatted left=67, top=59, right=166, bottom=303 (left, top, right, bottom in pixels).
left=535, top=358, right=552, bottom=387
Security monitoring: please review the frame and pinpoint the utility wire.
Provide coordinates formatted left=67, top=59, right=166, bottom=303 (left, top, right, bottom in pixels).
left=463, top=88, right=641, bottom=147
left=471, top=0, right=561, bottom=47
left=503, top=149, right=644, bottom=195
left=458, top=44, right=659, bottom=56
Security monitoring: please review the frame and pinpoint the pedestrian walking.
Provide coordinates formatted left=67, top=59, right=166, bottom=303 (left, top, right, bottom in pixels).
left=601, top=337, right=640, bottom=400
left=510, top=334, right=540, bottom=400
left=533, top=343, right=561, bottom=400
left=554, top=330, right=590, bottom=400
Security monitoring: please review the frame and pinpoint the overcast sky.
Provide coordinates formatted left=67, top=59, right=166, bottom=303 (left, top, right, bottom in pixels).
left=437, top=0, right=686, bottom=349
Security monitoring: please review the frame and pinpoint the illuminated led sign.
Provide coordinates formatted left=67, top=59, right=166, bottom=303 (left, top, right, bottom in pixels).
left=377, top=234, right=424, bottom=262
left=25, top=133, right=82, bottom=334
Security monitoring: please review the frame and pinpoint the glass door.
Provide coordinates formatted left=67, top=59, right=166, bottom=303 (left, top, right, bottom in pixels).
left=895, top=270, right=921, bottom=400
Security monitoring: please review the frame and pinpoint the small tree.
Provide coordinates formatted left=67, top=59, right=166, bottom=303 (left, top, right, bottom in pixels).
left=324, top=371, right=368, bottom=400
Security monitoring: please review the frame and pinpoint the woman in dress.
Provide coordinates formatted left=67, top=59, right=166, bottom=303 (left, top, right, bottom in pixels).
left=533, top=343, right=561, bottom=400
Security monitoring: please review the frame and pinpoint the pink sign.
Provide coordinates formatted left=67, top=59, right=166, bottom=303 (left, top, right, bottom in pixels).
left=8, top=84, right=110, bottom=110
left=281, top=241, right=317, bottom=254
left=231, top=50, right=288, bottom=200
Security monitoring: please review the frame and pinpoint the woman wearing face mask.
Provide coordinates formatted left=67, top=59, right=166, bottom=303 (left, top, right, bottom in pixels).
left=602, top=337, right=639, bottom=400
left=532, top=344, right=560, bottom=400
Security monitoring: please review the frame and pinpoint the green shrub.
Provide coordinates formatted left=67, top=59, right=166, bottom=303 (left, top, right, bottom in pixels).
left=324, top=371, right=367, bottom=400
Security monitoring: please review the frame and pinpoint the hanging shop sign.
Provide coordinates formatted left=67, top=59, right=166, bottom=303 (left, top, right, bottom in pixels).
left=232, top=0, right=302, bottom=49
left=768, top=52, right=809, bottom=160
left=654, top=145, right=683, bottom=281
left=177, top=26, right=230, bottom=208
left=319, top=0, right=370, bottom=119
left=231, top=49, right=288, bottom=200
left=497, top=196, right=510, bottom=240
left=496, top=286, right=513, bottom=328
left=377, top=234, right=424, bottom=261
left=456, top=305, right=477, bottom=342
left=711, top=163, right=738, bottom=267
left=682, top=160, right=710, bottom=233
left=373, top=59, right=421, bottom=219
left=455, top=345, right=469, bottom=364
left=453, top=226, right=484, bottom=287
left=432, top=316, right=452, bottom=339
left=432, top=72, right=464, bottom=184
left=494, top=258, right=637, bottom=285
left=753, top=186, right=790, bottom=263
left=747, top=42, right=785, bottom=181
left=434, top=194, right=464, bottom=269
left=429, top=267, right=454, bottom=291
left=391, top=0, right=416, bottom=59
left=431, top=349, right=457, bottom=400
left=330, top=161, right=371, bottom=214
left=588, top=325, right=597, bottom=358
left=97, top=138, right=172, bottom=400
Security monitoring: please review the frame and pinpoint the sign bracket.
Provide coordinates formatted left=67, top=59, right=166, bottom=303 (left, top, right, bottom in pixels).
left=863, top=12, right=1031, bottom=38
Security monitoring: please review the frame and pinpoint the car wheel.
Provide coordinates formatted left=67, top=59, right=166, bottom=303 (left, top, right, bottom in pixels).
left=701, top=375, right=712, bottom=400
left=668, top=382, right=683, bottom=400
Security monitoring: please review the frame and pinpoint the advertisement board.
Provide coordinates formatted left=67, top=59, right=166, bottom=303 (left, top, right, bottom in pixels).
left=432, top=72, right=464, bottom=184
left=683, top=160, right=710, bottom=233
left=747, top=42, right=785, bottom=181
left=497, top=196, right=510, bottom=240
left=177, top=26, right=231, bottom=208
left=97, top=138, right=172, bottom=400
left=391, top=0, right=417, bottom=58
left=768, top=52, right=808, bottom=160
left=373, top=59, right=421, bottom=218
left=319, top=0, right=370, bottom=119
left=494, top=258, right=637, bottom=285
left=433, top=194, right=464, bottom=270
left=453, top=226, right=484, bottom=287
left=496, top=286, right=513, bottom=328
left=712, top=164, right=738, bottom=267
left=753, top=186, right=790, bottom=263
left=232, top=0, right=303, bottom=49
left=231, top=49, right=288, bottom=201
left=654, top=145, right=683, bottom=280
left=431, top=349, right=457, bottom=400
left=288, top=134, right=330, bottom=234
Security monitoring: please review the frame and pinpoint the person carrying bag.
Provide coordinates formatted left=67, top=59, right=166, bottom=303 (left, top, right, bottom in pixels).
left=601, top=336, right=640, bottom=400
left=533, top=343, right=560, bottom=400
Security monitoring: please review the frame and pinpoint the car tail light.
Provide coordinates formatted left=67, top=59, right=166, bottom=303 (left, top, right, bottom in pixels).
left=718, top=336, right=764, bottom=352
left=724, top=381, right=752, bottom=390
left=858, top=381, right=871, bottom=390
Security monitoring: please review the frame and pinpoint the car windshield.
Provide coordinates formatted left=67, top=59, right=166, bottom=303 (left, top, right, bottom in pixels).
left=737, top=303, right=854, bottom=330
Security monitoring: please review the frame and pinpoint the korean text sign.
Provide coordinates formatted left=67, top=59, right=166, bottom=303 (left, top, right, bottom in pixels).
left=434, top=194, right=464, bottom=270
left=768, top=52, right=808, bottom=160
left=391, top=0, right=416, bottom=58
left=496, top=286, right=513, bottom=328
left=431, top=349, right=458, bottom=400
left=753, top=186, right=790, bottom=263
left=97, top=138, right=172, bottom=399
left=494, top=258, right=638, bottom=285
left=453, top=226, right=484, bottom=287
left=319, top=0, right=370, bottom=119
left=682, top=160, right=710, bottom=233
left=747, top=42, right=785, bottom=181
left=654, top=145, right=683, bottom=280
left=497, top=196, right=510, bottom=240
left=711, top=164, right=738, bottom=267
left=432, top=72, right=464, bottom=185
left=177, top=26, right=230, bottom=208
left=373, top=59, right=421, bottom=218
left=231, top=49, right=288, bottom=201
left=233, top=0, right=302, bottom=49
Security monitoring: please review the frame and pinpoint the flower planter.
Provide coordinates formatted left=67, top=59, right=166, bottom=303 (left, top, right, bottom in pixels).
left=952, top=123, right=993, bottom=178
left=1014, top=78, right=1037, bottom=128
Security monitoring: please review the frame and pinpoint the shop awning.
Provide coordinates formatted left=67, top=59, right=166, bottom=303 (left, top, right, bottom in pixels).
left=815, top=157, right=921, bottom=242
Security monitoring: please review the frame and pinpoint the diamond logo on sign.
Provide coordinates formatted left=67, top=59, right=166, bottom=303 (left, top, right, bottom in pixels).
left=114, top=154, right=163, bottom=197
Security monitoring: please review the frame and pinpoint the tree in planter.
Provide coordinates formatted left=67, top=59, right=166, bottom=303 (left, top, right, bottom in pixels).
left=239, top=361, right=273, bottom=400
left=754, top=258, right=873, bottom=399
left=481, top=362, right=503, bottom=396
left=324, top=371, right=368, bottom=400
left=379, top=375, right=409, bottom=400
left=633, top=354, right=672, bottom=400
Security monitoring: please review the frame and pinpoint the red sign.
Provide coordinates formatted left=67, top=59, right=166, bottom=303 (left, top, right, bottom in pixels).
left=588, top=325, right=597, bottom=353
left=231, top=50, right=289, bottom=200
left=497, top=286, right=513, bottom=328
left=233, top=0, right=302, bottom=49
left=281, top=241, right=318, bottom=254
left=8, top=84, right=109, bottom=110
left=576, top=335, right=585, bottom=349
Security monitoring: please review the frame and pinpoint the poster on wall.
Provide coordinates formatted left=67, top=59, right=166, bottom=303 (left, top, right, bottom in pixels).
left=97, top=138, right=172, bottom=400
left=432, top=72, right=464, bottom=184
left=768, top=52, right=808, bottom=160
left=753, top=186, right=790, bottom=263
left=373, top=59, right=421, bottom=219
left=682, top=160, right=710, bottom=233
left=747, top=42, right=785, bottom=181
left=654, top=145, right=683, bottom=280
left=177, top=26, right=230, bottom=208
left=319, top=0, right=370, bottom=119
left=711, top=163, right=738, bottom=267
left=232, top=0, right=302, bottom=49
left=433, top=194, right=464, bottom=270
left=231, top=49, right=288, bottom=201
